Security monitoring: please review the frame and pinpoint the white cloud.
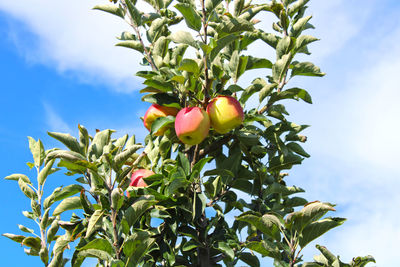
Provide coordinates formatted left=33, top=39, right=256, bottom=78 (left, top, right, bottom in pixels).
left=43, top=102, right=73, bottom=133
left=0, top=0, right=144, bottom=92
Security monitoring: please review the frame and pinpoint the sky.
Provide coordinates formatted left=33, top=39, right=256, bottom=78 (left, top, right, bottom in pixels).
left=1, top=0, right=399, bottom=266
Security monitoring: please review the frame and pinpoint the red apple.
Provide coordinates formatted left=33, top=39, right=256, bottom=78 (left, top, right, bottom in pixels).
left=143, top=104, right=179, bottom=136
left=175, top=107, right=210, bottom=145
left=206, top=95, right=244, bottom=134
left=129, top=169, right=155, bottom=188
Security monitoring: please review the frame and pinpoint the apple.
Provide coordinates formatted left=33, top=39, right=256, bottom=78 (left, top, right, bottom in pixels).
left=206, top=95, right=244, bottom=134
left=129, top=169, right=155, bottom=188
left=175, top=107, right=210, bottom=145
left=143, top=104, right=179, bottom=136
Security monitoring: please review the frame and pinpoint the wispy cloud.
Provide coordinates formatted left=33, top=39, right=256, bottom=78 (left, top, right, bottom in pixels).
left=43, top=102, right=73, bottom=133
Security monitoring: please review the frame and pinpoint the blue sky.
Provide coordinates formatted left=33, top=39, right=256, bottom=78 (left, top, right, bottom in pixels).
left=1, top=0, right=400, bottom=266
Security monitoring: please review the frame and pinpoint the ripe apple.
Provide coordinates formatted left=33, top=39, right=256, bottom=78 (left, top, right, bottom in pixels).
left=175, top=107, right=210, bottom=145
left=206, top=95, right=244, bottom=134
left=143, top=104, right=179, bottom=136
left=129, top=169, right=155, bottom=188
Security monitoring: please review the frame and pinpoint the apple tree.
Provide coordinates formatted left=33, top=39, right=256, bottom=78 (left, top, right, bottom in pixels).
left=3, top=0, right=375, bottom=266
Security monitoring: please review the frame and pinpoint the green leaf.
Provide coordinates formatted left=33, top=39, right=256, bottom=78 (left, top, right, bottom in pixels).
left=77, top=238, right=113, bottom=261
left=288, top=0, right=310, bottom=17
left=125, top=0, right=142, bottom=26
left=299, top=217, right=346, bottom=248
left=123, top=230, right=155, bottom=263
left=22, top=236, right=41, bottom=250
left=295, top=35, right=319, bottom=51
left=125, top=199, right=157, bottom=227
left=2, top=233, right=26, bottom=243
left=209, top=34, right=238, bottom=62
left=169, top=31, right=198, bottom=48
left=18, top=224, right=34, bottom=234
left=272, top=54, right=291, bottom=83
left=85, top=209, right=105, bottom=238
left=276, top=36, right=292, bottom=59
left=215, top=16, right=254, bottom=35
left=215, top=241, right=234, bottom=261
left=114, top=144, right=143, bottom=168
left=193, top=192, right=206, bottom=221
left=239, top=252, right=260, bottom=267
left=48, top=132, right=82, bottom=155
left=290, top=15, right=312, bottom=37
left=259, top=83, right=278, bottom=102
left=53, top=196, right=83, bottom=216
left=38, top=159, right=56, bottom=185
left=53, top=234, right=70, bottom=255
left=142, top=93, right=181, bottom=109
left=175, top=3, right=202, bottom=31
left=5, top=173, right=31, bottom=184
left=28, top=137, right=45, bottom=167
left=236, top=211, right=282, bottom=241
left=178, top=58, right=200, bottom=74
left=291, top=62, right=325, bottom=77
left=268, top=153, right=303, bottom=171
left=44, top=184, right=84, bottom=209
left=351, top=255, right=376, bottom=267
left=46, top=150, right=86, bottom=163
left=247, top=240, right=281, bottom=259
left=246, top=56, right=273, bottom=70
left=115, top=41, right=144, bottom=53
left=93, top=4, right=125, bottom=19
left=78, top=124, right=90, bottom=154
left=287, top=142, right=310, bottom=157
left=205, top=0, right=222, bottom=12
left=18, top=178, right=37, bottom=200
left=47, top=219, right=60, bottom=242
left=88, top=129, right=114, bottom=160
left=286, top=201, right=336, bottom=231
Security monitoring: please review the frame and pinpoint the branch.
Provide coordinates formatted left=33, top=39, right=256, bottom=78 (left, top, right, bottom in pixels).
left=200, top=0, right=211, bottom=105
left=198, top=134, right=234, bottom=158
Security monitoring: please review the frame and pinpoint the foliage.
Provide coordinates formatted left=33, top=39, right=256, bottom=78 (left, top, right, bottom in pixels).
left=3, top=0, right=374, bottom=266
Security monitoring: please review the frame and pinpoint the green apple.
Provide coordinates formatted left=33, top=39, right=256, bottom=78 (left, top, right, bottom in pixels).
left=143, top=104, right=179, bottom=136
left=206, top=95, right=244, bottom=134
left=175, top=107, right=210, bottom=145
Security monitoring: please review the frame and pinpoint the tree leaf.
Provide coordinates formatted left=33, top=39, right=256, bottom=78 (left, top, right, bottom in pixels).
left=2, top=233, right=26, bottom=243
left=125, top=199, right=157, bottom=227
left=215, top=241, right=234, bottom=261
left=38, top=159, right=56, bottom=185
left=299, top=217, right=346, bottom=248
left=209, top=34, right=238, bottom=62
left=115, top=41, right=144, bottom=53
left=18, top=178, right=37, bottom=200
left=53, top=196, right=83, bottom=216
left=114, top=144, right=143, bottom=168
left=239, top=252, right=260, bottom=267
left=123, top=230, right=155, bottom=264
left=28, top=137, right=45, bottom=167
left=85, top=210, right=105, bottom=238
left=290, top=15, right=312, bottom=37
left=48, top=132, right=83, bottom=155
left=77, top=238, right=113, bottom=261
left=286, top=201, right=336, bottom=231
left=5, top=173, right=31, bottom=184
left=178, top=58, right=200, bottom=74
left=175, top=3, right=202, bottom=31
left=247, top=240, right=281, bottom=259
left=236, top=211, right=282, bottom=241
left=169, top=31, right=198, bottom=48
left=88, top=129, right=114, bottom=160
left=142, top=93, right=181, bottom=109
left=93, top=4, right=125, bottom=19
left=125, top=0, right=142, bottom=26
left=287, top=142, right=310, bottom=157
left=291, top=61, right=325, bottom=77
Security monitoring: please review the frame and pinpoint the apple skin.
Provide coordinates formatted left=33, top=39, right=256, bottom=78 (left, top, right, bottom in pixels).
left=143, top=104, right=179, bottom=136
left=129, top=169, right=155, bottom=188
left=206, top=96, right=244, bottom=134
left=175, top=107, right=210, bottom=145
